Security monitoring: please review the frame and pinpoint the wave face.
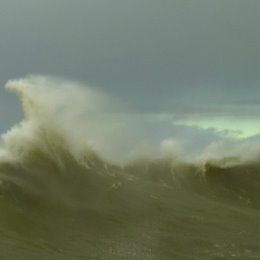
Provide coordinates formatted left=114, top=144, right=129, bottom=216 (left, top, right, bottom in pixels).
left=1, top=76, right=260, bottom=259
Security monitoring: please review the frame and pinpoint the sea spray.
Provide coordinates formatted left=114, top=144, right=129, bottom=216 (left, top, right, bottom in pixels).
left=0, top=76, right=260, bottom=259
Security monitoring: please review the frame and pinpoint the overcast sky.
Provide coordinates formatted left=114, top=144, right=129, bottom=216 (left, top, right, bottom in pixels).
left=1, top=0, right=260, bottom=141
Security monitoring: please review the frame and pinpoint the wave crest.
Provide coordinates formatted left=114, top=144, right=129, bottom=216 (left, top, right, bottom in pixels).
left=1, top=76, right=260, bottom=210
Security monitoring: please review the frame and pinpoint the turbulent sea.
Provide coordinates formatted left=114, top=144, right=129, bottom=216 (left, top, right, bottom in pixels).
left=0, top=76, right=260, bottom=259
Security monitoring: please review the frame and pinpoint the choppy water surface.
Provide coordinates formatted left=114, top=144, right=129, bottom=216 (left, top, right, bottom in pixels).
left=0, top=76, right=260, bottom=259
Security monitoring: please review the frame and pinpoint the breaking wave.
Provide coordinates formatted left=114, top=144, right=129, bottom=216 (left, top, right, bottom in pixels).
left=1, top=75, right=260, bottom=212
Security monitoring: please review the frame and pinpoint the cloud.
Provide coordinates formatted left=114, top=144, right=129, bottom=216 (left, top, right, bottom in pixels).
left=1, top=0, right=260, bottom=112
left=1, top=1, right=260, bottom=161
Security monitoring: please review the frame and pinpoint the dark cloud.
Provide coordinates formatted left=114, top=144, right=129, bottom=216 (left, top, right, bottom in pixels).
left=1, top=0, right=260, bottom=132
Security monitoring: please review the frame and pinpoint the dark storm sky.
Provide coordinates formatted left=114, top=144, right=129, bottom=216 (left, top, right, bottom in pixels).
left=1, top=0, right=260, bottom=136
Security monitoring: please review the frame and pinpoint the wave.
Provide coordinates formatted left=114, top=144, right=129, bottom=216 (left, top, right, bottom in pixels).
left=1, top=76, right=260, bottom=212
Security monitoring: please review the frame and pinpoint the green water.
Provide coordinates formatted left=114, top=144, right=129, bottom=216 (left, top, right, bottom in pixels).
left=1, top=78, right=260, bottom=259
left=0, top=163, right=260, bottom=260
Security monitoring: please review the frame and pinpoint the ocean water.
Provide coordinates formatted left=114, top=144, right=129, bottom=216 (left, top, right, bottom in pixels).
left=0, top=76, right=260, bottom=259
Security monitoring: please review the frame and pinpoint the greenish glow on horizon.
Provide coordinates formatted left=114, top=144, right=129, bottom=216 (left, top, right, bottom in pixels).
left=175, top=117, right=260, bottom=138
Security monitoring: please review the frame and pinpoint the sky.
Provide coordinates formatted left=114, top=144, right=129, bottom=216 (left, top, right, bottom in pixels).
left=1, top=0, right=260, bottom=147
